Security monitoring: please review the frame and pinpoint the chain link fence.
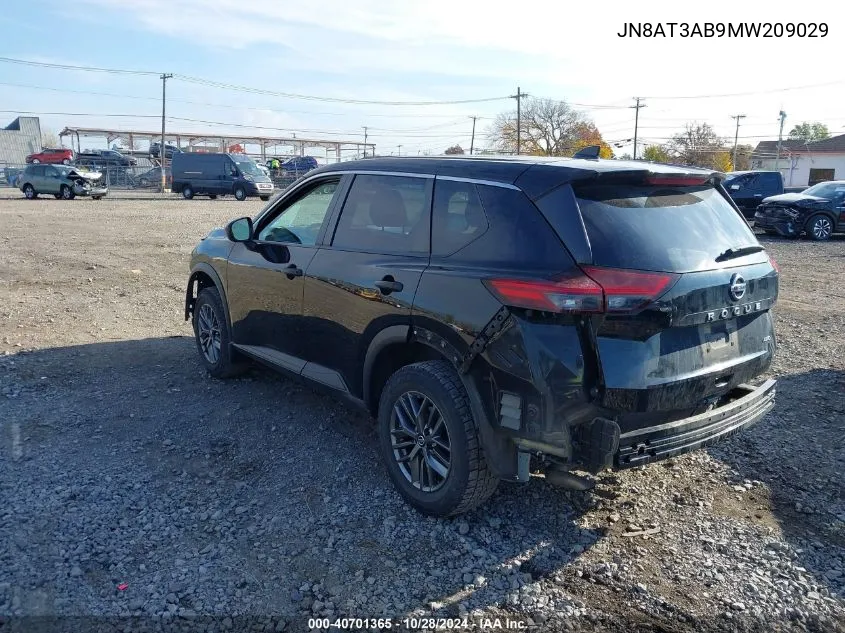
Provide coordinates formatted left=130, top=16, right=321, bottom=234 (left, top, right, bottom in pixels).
left=1, top=162, right=312, bottom=193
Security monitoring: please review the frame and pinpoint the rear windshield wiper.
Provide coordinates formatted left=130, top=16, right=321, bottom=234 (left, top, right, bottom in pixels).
left=715, top=245, right=764, bottom=262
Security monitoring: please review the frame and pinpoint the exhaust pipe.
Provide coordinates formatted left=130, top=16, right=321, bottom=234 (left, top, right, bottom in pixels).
left=545, top=469, right=595, bottom=491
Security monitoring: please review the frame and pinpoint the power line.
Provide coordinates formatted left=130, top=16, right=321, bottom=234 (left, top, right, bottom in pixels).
left=0, top=56, right=511, bottom=107
left=644, top=78, right=845, bottom=100
left=0, top=81, right=492, bottom=119
left=0, top=56, right=159, bottom=76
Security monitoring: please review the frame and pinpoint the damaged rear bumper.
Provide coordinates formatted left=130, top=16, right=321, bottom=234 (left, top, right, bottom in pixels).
left=615, top=379, right=776, bottom=468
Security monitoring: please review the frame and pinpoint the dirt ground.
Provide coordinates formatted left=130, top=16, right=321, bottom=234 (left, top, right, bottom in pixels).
left=1, top=195, right=843, bottom=633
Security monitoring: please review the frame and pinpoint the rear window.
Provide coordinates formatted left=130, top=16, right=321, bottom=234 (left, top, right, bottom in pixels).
left=575, top=184, right=760, bottom=273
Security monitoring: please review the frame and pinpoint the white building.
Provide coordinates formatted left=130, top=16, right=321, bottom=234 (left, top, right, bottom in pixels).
left=751, top=134, right=845, bottom=187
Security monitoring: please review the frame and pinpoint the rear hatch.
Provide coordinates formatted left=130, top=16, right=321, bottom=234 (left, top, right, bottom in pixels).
left=573, top=177, right=778, bottom=423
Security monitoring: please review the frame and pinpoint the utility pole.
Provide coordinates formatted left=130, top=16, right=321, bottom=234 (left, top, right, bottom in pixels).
left=469, top=116, right=477, bottom=155
left=510, top=87, right=528, bottom=155
left=362, top=127, right=368, bottom=158
left=731, top=114, right=746, bottom=169
left=775, top=110, right=787, bottom=175
left=631, top=97, right=646, bottom=160
left=159, top=73, right=172, bottom=192
left=397, top=145, right=402, bottom=157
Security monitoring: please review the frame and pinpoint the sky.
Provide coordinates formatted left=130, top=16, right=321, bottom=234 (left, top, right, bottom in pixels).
left=1, top=0, right=843, bottom=160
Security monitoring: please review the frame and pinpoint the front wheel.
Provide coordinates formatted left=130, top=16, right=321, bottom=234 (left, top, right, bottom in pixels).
left=209, top=194, right=218, bottom=200
left=377, top=360, right=498, bottom=517
left=192, top=287, right=248, bottom=379
left=23, top=184, right=37, bottom=199
left=806, top=214, right=833, bottom=241
left=60, top=185, right=75, bottom=200
left=260, top=195, right=270, bottom=202
left=31, top=158, right=40, bottom=164
left=234, top=186, right=247, bottom=201
left=62, top=159, right=71, bottom=165
left=182, top=185, right=194, bottom=200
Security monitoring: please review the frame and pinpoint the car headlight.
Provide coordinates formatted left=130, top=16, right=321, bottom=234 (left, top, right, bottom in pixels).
left=783, top=208, right=800, bottom=218
left=243, top=174, right=254, bottom=182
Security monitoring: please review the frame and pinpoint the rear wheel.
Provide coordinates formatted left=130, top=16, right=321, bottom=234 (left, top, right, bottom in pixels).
left=806, top=214, right=833, bottom=241
left=192, top=287, right=247, bottom=379
left=23, top=184, right=37, bottom=199
left=60, top=185, right=75, bottom=200
left=182, top=185, right=194, bottom=200
left=62, top=158, right=71, bottom=165
left=234, top=186, right=247, bottom=201
left=377, top=360, right=498, bottom=517
left=31, top=158, right=40, bottom=164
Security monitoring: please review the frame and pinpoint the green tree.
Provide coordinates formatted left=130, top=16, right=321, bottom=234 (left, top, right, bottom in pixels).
left=642, top=145, right=671, bottom=163
left=788, top=122, right=830, bottom=142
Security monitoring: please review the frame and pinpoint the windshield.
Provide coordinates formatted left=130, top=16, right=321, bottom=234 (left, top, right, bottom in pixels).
left=232, top=157, right=265, bottom=178
left=802, top=182, right=842, bottom=198
left=575, top=184, right=761, bottom=273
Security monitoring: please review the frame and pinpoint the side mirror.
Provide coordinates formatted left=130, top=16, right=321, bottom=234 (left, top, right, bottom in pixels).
left=226, top=217, right=253, bottom=242
left=730, top=184, right=740, bottom=191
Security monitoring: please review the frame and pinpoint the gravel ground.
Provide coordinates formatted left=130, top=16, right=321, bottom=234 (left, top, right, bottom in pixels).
left=1, top=196, right=843, bottom=633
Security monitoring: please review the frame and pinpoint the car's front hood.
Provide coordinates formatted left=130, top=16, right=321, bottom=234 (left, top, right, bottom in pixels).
left=70, top=169, right=103, bottom=181
left=761, top=192, right=826, bottom=205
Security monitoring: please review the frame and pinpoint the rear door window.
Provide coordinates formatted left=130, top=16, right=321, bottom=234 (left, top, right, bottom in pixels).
left=574, top=184, right=762, bottom=273
left=331, top=174, right=431, bottom=255
left=431, top=179, right=488, bottom=256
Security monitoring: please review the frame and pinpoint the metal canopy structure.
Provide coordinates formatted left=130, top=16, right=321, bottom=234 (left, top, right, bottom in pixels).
left=58, top=126, right=375, bottom=162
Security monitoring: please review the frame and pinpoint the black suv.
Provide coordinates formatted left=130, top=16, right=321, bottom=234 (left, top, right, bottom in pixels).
left=185, top=155, right=778, bottom=517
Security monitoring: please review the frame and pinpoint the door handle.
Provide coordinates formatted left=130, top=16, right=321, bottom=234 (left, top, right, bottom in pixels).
left=374, top=277, right=403, bottom=295
left=281, top=264, right=303, bottom=279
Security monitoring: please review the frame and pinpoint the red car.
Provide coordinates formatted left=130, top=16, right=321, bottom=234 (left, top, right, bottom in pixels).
left=26, top=148, right=74, bottom=165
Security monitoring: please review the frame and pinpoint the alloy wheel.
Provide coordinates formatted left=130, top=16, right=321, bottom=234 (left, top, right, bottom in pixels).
left=812, top=217, right=832, bottom=240
left=390, top=391, right=451, bottom=492
left=197, top=304, right=222, bottom=364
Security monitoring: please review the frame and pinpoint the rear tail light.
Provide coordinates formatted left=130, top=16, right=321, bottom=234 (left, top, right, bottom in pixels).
left=484, top=267, right=679, bottom=314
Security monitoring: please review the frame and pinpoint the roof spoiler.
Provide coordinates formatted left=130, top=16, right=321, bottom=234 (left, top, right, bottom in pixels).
left=572, top=145, right=601, bottom=160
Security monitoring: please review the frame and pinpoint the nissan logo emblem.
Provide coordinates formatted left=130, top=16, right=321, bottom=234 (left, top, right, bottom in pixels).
left=729, top=273, right=746, bottom=301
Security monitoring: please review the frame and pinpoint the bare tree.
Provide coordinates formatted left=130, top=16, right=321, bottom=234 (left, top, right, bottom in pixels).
left=669, top=123, right=726, bottom=169
left=41, top=128, right=59, bottom=148
left=489, top=98, right=594, bottom=156
left=444, top=144, right=464, bottom=155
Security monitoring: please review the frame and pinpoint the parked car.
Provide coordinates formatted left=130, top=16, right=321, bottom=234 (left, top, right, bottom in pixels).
left=184, top=154, right=779, bottom=517
left=149, top=142, right=182, bottom=159
left=754, top=180, right=845, bottom=240
left=723, top=170, right=808, bottom=218
left=266, top=156, right=319, bottom=176
left=3, top=166, right=24, bottom=187
left=25, top=148, right=75, bottom=165
left=171, top=152, right=274, bottom=201
left=137, top=166, right=172, bottom=188
left=18, top=164, right=108, bottom=200
left=76, top=149, right=136, bottom=167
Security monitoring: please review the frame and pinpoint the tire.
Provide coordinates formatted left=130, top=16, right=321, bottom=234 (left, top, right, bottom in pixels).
left=60, top=185, right=75, bottom=200
left=54, top=194, right=62, bottom=199
left=260, top=195, right=270, bottom=202
left=23, top=184, right=37, bottom=199
left=182, top=185, right=194, bottom=200
left=377, top=360, right=498, bottom=517
left=31, top=158, right=40, bottom=164
left=139, top=178, right=150, bottom=187
left=192, top=287, right=247, bottom=379
left=806, top=214, right=833, bottom=241
left=209, top=194, right=218, bottom=200
left=234, top=186, right=247, bottom=201
left=92, top=196, right=102, bottom=201
left=62, top=159, right=71, bottom=165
